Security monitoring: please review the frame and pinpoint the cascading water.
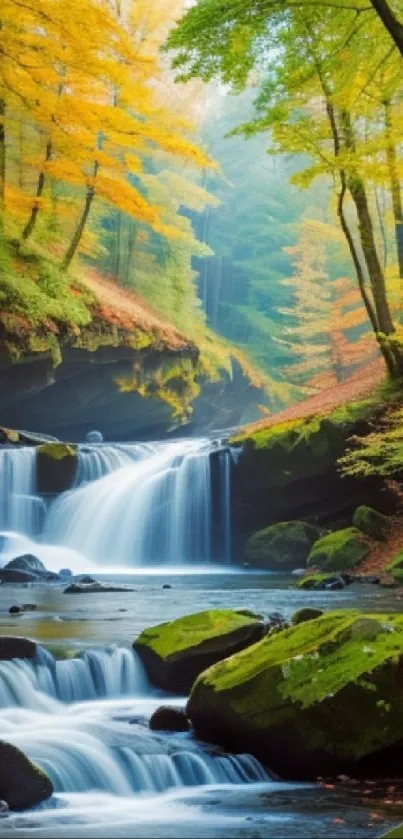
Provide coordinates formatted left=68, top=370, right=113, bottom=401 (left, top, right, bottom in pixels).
left=0, top=448, right=44, bottom=537
left=43, top=439, right=221, bottom=568
left=0, top=436, right=232, bottom=569
left=0, top=644, right=269, bottom=834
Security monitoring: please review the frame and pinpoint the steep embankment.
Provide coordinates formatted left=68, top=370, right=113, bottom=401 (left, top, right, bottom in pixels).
left=0, top=244, right=265, bottom=440
left=229, top=367, right=400, bottom=564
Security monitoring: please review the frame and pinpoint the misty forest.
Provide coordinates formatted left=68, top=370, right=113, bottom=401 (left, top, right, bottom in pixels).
left=1, top=0, right=403, bottom=837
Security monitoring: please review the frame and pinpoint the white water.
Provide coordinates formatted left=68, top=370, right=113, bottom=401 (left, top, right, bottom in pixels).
left=0, top=645, right=269, bottom=834
left=0, top=448, right=44, bottom=537
left=0, top=438, right=231, bottom=570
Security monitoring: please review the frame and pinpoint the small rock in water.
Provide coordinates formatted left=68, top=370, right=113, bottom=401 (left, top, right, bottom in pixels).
left=9, top=603, right=38, bottom=614
left=162, top=584, right=172, bottom=589
left=0, top=800, right=9, bottom=817
left=59, top=568, right=72, bottom=579
left=149, top=706, right=190, bottom=732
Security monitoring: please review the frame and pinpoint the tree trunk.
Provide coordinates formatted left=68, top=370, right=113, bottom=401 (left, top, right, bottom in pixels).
left=0, top=99, right=5, bottom=231
left=370, top=0, right=403, bottom=57
left=21, top=140, right=52, bottom=241
left=62, top=185, right=95, bottom=270
left=341, top=111, right=395, bottom=337
left=384, top=100, right=403, bottom=285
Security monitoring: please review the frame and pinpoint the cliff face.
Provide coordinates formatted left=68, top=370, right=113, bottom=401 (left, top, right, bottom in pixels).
left=229, top=403, right=396, bottom=561
left=0, top=255, right=265, bottom=440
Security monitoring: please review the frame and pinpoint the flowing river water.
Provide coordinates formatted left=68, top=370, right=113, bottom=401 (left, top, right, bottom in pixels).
left=0, top=443, right=402, bottom=837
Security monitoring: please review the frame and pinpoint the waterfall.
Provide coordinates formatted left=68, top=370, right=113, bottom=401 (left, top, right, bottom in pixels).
left=43, top=439, right=219, bottom=568
left=0, top=437, right=232, bottom=569
left=0, top=448, right=44, bottom=536
left=0, top=646, right=268, bottom=800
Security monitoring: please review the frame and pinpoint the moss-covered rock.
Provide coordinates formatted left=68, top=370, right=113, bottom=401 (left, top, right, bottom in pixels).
left=245, top=521, right=321, bottom=570
left=291, top=608, right=324, bottom=625
left=36, top=442, right=78, bottom=494
left=295, top=573, right=346, bottom=590
left=0, top=740, right=53, bottom=809
left=353, top=505, right=390, bottom=541
left=307, top=527, right=369, bottom=571
left=133, top=609, right=266, bottom=693
left=187, top=611, right=403, bottom=779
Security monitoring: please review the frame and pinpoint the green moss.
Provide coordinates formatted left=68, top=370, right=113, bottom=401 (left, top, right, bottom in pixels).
left=386, top=552, right=403, bottom=573
left=189, top=611, right=403, bottom=764
left=307, top=527, right=369, bottom=571
left=37, top=443, right=77, bottom=461
left=382, top=824, right=403, bottom=838
left=353, top=505, right=390, bottom=541
left=135, top=609, right=259, bottom=660
left=231, top=397, right=377, bottom=450
left=245, top=520, right=321, bottom=570
left=291, top=608, right=323, bottom=625
left=296, top=573, right=340, bottom=589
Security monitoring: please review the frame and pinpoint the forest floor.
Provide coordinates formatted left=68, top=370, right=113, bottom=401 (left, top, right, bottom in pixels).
left=359, top=517, right=403, bottom=576
left=83, top=269, right=192, bottom=350
left=246, top=357, right=385, bottom=434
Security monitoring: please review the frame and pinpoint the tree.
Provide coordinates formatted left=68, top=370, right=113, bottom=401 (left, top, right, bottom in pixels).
left=167, top=0, right=403, bottom=376
left=279, top=220, right=377, bottom=389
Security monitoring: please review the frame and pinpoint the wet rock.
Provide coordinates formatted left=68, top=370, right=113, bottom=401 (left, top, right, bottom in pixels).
left=134, top=609, right=267, bottom=693
left=9, top=603, right=38, bottom=615
left=0, top=740, right=53, bottom=810
left=36, top=442, right=78, bottom=494
left=85, top=430, right=104, bottom=443
left=59, top=568, right=72, bottom=578
left=379, top=574, right=399, bottom=589
left=0, top=800, right=9, bottom=816
left=64, top=582, right=134, bottom=594
left=162, top=584, right=172, bottom=589
left=296, top=573, right=347, bottom=591
left=0, top=555, right=59, bottom=584
left=292, top=608, right=323, bottom=625
left=245, top=520, right=321, bottom=571
left=0, top=636, right=37, bottom=660
left=187, top=611, right=403, bottom=780
left=149, top=706, right=190, bottom=732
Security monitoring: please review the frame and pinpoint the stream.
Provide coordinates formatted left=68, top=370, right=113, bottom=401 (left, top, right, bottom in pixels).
left=0, top=442, right=402, bottom=838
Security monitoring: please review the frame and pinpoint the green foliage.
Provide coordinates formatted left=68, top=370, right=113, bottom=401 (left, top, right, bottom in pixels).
left=339, top=405, right=403, bottom=478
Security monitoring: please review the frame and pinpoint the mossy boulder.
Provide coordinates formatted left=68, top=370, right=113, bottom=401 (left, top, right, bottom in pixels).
left=36, top=442, right=78, bottom=494
left=353, top=505, right=390, bottom=541
left=187, top=611, right=403, bottom=779
left=307, top=527, right=369, bottom=571
left=245, top=521, right=321, bottom=570
left=133, top=609, right=266, bottom=693
left=296, top=573, right=346, bottom=591
left=291, top=608, right=324, bottom=625
left=0, top=741, right=53, bottom=809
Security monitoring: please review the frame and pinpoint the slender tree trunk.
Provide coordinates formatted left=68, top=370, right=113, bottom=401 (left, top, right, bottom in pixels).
left=384, top=100, right=403, bottom=285
left=62, top=183, right=95, bottom=270
left=21, top=140, right=52, bottom=241
left=341, top=111, right=395, bottom=337
left=370, top=0, right=403, bottom=57
left=0, top=99, right=5, bottom=232
left=62, top=129, right=102, bottom=271
left=325, top=100, right=397, bottom=375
